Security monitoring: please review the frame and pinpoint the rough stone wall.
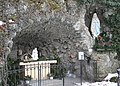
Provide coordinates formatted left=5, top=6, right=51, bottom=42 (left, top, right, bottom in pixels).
left=9, top=0, right=95, bottom=81
left=0, top=0, right=120, bottom=82
left=92, top=51, right=120, bottom=80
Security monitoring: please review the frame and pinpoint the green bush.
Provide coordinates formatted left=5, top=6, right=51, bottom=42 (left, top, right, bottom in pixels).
left=110, top=77, right=117, bottom=82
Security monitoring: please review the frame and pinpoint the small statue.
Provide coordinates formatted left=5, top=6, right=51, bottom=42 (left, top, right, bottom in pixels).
left=31, top=48, right=38, bottom=60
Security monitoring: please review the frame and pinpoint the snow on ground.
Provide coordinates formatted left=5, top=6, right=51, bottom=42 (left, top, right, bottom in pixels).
left=104, top=73, right=118, bottom=81
left=75, top=73, right=118, bottom=86
left=75, top=81, right=117, bottom=86
left=8, top=19, right=15, bottom=23
left=0, top=21, right=5, bottom=25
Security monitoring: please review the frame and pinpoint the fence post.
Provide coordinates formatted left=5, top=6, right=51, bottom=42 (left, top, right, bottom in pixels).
left=80, top=60, right=83, bottom=85
left=96, top=60, right=98, bottom=81
left=40, top=64, right=41, bottom=86
left=63, top=77, right=64, bottom=86
left=61, top=65, right=65, bottom=86
left=117, top=68, right=120, bottom=86
left=38, top=63, right=41, bottom=86
left=38, top=63, right=40, bottom=86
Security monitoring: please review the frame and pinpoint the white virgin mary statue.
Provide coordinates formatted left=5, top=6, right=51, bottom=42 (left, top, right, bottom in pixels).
left=31, top=48, right=38, bottom=60
left=91, top=13, right=100, bottom=39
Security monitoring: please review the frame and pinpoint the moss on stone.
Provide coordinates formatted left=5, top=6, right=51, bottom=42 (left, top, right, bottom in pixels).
left=26, top=0, right=42, bottom=10
left=26, top=0, right=61, bottom=11
left=47, top=0, right=61, bottom=11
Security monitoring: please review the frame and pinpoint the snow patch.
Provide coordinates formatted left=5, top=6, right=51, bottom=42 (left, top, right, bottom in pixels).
left=104, top=73, right=118, bottom=81
left=9, top=19, right=15, bottom=23
left=75, top=81, right=117, bottom=86
left=75, top=73, right=118, bottom=86
left=0, top=21, right=6, bottom=25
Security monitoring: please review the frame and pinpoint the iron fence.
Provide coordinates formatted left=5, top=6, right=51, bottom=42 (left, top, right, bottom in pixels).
left=0, top=60, right=98, bottom=86
left=0, top=63, right=66, bottom=86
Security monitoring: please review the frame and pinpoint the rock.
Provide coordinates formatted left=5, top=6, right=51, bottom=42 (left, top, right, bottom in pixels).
left=58, top=53, right=64, bottom=58
left=92, top=51, right=120, bottom=80
left=8, top=40, right=13, bottom=48
left=6, top=5, right=16, bottom=14
left=63, top=45, right=68, bottom=49
left=0, top=0, right=119, bottom=82
left=61, top=48, right=66, bottom=53
left=4, top=47, right=11, bottom=56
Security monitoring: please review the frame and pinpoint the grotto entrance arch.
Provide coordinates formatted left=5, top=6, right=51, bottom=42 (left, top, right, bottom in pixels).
left=6, top=19, right=89, bottom=86
left=11, top=18, right=97, bottom=81
left=9, top=19, right=76, bottom=62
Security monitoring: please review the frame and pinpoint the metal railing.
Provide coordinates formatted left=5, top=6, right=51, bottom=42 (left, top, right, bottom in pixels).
left=0, top=63, right=65, bottom=86
left=0, top=60, right=98, bottom=86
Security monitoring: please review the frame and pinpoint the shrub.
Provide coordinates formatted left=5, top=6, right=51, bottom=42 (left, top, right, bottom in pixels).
left=110, top=77, right=117, bottom=82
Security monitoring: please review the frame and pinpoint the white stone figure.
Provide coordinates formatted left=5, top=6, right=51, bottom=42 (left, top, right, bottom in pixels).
left=31, top=48, right=38, bottom=60
left=91, top=13, right=100, bottom=39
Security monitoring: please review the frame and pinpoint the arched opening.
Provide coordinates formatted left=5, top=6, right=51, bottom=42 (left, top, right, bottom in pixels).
left=85, top=5, right=105, bottom=37
left=8, top=19, right=75, bottom=63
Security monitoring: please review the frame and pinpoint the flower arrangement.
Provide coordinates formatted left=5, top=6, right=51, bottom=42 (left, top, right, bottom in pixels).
left=93, top=31, right=116, bottom=51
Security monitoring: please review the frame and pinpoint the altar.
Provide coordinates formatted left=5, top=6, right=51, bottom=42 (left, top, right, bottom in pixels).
left=19, top=60, right=57, bottom=80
